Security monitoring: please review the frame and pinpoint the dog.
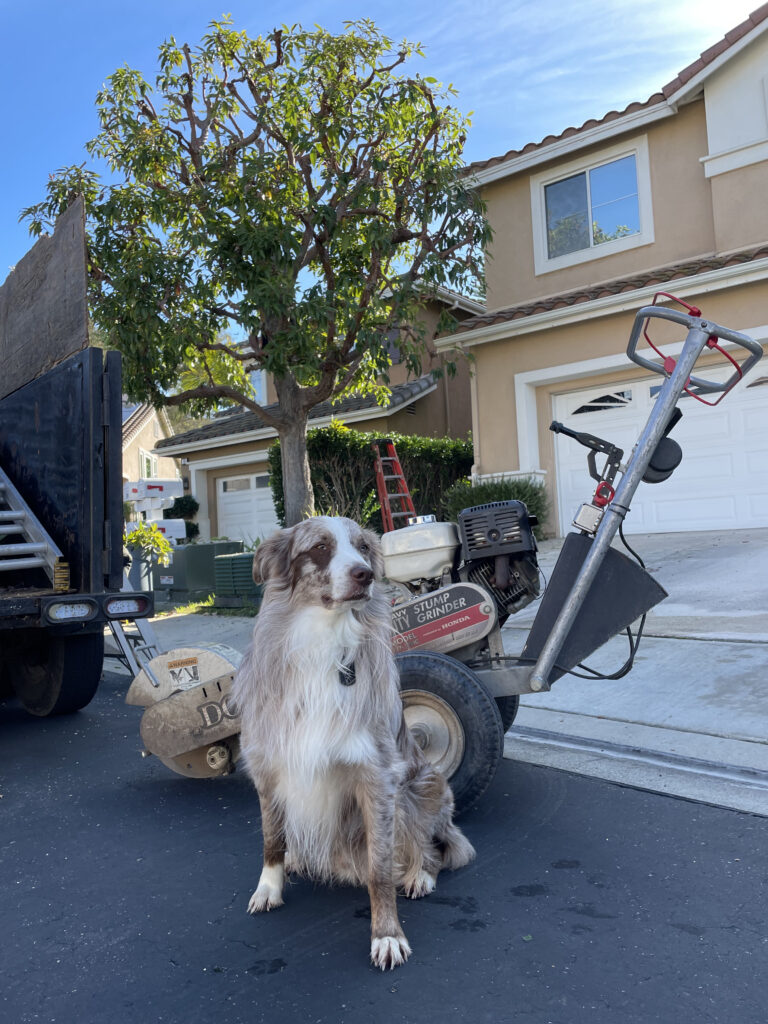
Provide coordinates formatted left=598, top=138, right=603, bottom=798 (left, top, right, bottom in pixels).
left=232, top=515, right=475, bottom=970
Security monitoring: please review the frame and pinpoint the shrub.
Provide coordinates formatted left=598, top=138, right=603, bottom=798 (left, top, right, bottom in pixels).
left=441, top=476, right=549, bottom=537
left=163, top=494, right=201, bottom=543
left=165, top=495, right=200, bottom=520
left=123, top=521, right=173, bottom=565
left=268, top=422, right=474, bottom=531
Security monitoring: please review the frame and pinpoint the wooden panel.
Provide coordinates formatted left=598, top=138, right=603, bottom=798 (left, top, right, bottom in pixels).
left=0, top=197, right=88, bottom=401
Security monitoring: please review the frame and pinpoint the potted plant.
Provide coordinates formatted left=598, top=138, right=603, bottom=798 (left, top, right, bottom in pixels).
left=124, top=521, right=173, bottom=592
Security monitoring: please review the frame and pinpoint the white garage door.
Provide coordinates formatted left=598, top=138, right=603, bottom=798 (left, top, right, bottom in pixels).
left=217, top=473, right=280, bottom=544
left=553, top=370, right=768, bottom=534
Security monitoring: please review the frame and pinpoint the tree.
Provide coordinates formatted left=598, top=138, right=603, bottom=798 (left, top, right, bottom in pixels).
left=22, top=18, right=490, bottom=525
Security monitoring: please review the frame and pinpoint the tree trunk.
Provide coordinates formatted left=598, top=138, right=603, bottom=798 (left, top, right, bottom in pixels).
left=275, top=375, right=315, bottom=526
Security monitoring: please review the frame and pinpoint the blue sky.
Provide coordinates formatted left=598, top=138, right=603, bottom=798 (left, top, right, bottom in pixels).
left=0, top=0, right=759, bottom=277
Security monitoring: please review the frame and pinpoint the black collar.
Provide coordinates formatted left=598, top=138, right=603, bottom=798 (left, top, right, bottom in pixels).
left=339, top=662, right=357, bottom=686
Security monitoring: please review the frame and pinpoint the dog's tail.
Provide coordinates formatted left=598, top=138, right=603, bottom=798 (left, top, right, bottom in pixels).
left=437, top=822, right=476, bottom=870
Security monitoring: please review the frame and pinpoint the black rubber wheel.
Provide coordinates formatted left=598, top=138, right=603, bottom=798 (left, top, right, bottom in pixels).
left=496, top=695, right=520, bottom=732
left=0, top=641, right=13, bottom=701
left=12, top=631, right=105, bottom=716
left=397, top=650, right=505, bottom=815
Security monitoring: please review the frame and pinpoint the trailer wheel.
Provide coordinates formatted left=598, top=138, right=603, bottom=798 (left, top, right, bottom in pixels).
left=496, top=695, right=520, bottom=732
left=397, top=651, right=504, bottom=816
left=12, top=632, right=105, bottom=716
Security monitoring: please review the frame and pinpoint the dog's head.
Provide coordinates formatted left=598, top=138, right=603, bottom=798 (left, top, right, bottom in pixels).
left=252, top=516, right=384, bottom=610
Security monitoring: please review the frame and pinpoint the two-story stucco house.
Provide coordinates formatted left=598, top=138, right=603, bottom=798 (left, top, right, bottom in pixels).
left=443, top=8, right=768, bottom=536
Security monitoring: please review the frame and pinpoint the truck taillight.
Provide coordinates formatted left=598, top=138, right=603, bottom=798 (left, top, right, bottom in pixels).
left=45, top=600, right=98, bottom=622
left=104, top=596, right=151, bottom=618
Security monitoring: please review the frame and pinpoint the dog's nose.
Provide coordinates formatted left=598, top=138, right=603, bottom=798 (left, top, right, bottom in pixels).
left=350, top=565, right=374, bottom=586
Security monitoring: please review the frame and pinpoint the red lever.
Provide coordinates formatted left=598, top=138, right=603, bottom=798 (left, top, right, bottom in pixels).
left=593, top=481, right=615, bottom=508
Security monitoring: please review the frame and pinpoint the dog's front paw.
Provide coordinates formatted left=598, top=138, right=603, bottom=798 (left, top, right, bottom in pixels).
left=247, top=885, right=284, bottom=913
left=370, top=935, right=412, bottom=970
left=247, top=864, right=285, bottom=913
left=403, top=870, right=436, bottom=900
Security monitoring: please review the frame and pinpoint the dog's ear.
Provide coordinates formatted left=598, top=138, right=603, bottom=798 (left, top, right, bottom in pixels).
left=361, top=527, right=385, bottom=580
left=252, top=529, right=292, bottom=584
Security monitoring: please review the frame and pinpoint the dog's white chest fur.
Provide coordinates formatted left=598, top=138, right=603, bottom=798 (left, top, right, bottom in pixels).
left=254, top=607, right=379, bottom=867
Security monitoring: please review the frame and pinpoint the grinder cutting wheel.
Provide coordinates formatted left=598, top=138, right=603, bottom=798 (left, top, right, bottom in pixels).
left=125, top=643, right=243, bottom=778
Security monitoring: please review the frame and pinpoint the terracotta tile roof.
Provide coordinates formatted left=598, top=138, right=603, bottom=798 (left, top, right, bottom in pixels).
left=466, top=5, right=768, bottom=177
left=156, top=373, right=436, bottom=451
left=453, top=244, right=768, bottom=334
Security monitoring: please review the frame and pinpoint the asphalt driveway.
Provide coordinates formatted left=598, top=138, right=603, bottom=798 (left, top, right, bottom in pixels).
left=2, top=667, right=766, bottom=1024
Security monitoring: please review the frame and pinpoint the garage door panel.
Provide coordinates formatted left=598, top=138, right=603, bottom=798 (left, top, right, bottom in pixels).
left=672, top=451, right=735, bottom=481
left=217, top=473, right=280, bottom=543
left=744, top=406, right=768, bottom=432
left=746, top=451, right=768, bottom=474
left=553, top=372, right=768, bottom=533
left=653, top=494, right=739, bottom=525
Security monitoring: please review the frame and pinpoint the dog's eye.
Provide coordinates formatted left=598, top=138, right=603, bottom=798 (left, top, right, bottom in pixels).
left=313, top=542, right=328, bottom=552
left=359, top=542, right=370, bottom=554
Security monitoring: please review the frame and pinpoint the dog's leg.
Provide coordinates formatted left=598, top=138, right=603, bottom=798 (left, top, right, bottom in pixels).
left=248, top=791, right=286, bottom=913
left=438, top=820, right=476, bottom=871
left=357, top=773, right=412, bottom=970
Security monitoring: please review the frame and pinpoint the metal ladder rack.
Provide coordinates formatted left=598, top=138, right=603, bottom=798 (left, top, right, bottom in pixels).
left=372, top=439, right=416, bottom=532
left=106, top=608, right=162, bottom=684
left=0, top=465, right=69, bottom=590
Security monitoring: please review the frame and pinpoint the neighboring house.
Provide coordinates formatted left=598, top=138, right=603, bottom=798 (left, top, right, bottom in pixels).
left=439, top=9, right=768, bottom=536
left=122, top=401, right=180, bottom=491
left=155, top=288, right=483, bottom=542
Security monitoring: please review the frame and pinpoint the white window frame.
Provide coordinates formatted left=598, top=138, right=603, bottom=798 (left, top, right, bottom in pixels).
left=139, top=447, right=158, bottom=478
left=530, top=136, right=654, bottom=276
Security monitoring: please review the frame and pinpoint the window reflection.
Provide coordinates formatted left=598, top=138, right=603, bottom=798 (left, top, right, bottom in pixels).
left=546, top=154, right=640, bottom=259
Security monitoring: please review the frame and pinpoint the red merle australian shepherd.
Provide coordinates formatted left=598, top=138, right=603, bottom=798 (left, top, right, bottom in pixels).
left=232, top=516, right=474, bottom=970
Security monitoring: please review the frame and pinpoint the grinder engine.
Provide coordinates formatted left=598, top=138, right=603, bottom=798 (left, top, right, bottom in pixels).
left=457, top=500, right=540, bottom=624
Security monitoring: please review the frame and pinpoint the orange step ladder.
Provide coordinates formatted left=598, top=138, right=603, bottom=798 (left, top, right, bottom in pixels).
left=371, top=439, right=416, bottom=532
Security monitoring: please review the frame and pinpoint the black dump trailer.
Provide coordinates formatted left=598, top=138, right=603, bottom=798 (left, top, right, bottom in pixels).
left=0, top=198, right=152, bottom=715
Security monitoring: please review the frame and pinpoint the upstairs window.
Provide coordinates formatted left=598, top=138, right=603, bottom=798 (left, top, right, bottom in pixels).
left=139, top=448, right=158, bottom=478
left=545, top=156, right=639, bottom=258
left=531, top=137, right=653, bottom=274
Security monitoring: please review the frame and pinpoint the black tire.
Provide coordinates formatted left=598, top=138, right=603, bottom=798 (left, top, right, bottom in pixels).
left=496, top=695, right=520, bottom=732
left=0, top=641, right=13, bottom=701
left=12, top=631, right=105, bottom=716
left=397, top=650, right=504, bottom=815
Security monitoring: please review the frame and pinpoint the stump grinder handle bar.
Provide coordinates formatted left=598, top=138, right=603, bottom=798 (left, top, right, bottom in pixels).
left=626, top=304, right=763, bottom=395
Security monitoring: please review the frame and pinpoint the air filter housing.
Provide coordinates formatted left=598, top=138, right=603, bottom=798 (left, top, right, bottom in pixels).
left=458, top=500, right=537, bottom=561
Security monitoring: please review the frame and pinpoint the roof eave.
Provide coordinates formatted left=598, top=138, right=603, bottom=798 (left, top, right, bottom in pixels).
left=663, top=18, right=768, bottom=107
left=154, top=381, right=438, bottom=457
left=468, top=100, right=675, bottom=187
left=435, top=256, right=768, bottom=350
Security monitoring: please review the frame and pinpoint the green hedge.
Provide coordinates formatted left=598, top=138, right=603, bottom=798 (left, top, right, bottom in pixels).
left=267, top=422, right=474, bottom=531
left=441, top=476, right=549, bottom=537
left=164, top=494, right=201, bottom=541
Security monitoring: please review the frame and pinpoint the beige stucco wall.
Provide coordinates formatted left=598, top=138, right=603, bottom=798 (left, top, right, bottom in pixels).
left=124, top=414, right=179, bottom=482
left=483, top=100, right=716, bottom=309
left=711, top=160, right=768, bottom=252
